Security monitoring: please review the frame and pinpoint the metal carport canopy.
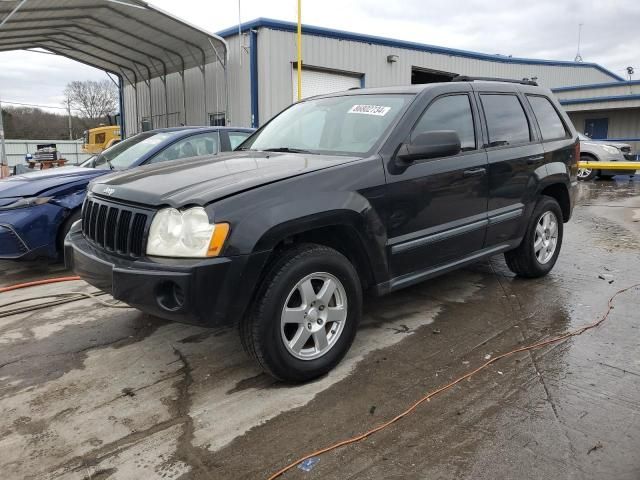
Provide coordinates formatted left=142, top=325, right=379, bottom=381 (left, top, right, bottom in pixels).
left=0, top=0, right=228, bottom=85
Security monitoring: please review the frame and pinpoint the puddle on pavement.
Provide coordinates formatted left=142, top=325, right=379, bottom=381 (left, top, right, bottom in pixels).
left=0, top=178, right=639, bottom=479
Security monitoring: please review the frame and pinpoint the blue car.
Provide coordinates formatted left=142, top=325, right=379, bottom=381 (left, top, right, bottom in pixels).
left=0, top=126, right=254, bottom=261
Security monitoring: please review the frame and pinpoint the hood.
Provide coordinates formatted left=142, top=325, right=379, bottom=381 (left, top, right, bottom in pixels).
left=581, top=139, right=631, bottom=151
left=0, top=166, right=108, bottom=198
left=90, top=151, right=358, bottom=207
left=602, top=141, right=632, bottom=151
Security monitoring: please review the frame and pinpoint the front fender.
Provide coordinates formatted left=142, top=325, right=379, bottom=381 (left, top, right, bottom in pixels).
left=226, top=190, right=388, bottom=279
left=212, top=190, right=389, bottom=325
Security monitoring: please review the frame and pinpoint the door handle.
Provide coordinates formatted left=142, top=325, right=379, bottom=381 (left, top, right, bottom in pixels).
left=463, top=168, right=486, bottom=177
left=526, top=155, right=544, bottom=165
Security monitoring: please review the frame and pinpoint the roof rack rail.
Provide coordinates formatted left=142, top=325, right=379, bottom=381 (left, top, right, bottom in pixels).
left=452, top=75, right=538, bottom=86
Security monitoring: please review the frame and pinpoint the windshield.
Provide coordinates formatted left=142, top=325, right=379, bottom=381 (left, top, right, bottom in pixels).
left=81, top=131, right=183, bottom=170
left=241, top=94, right=413, bottom=156
left=80, top=155, right=97, bottom=168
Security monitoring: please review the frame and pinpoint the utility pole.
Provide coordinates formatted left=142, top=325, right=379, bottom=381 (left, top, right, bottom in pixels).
left=67, top=98, right=73, bottom=140
left=297, top=0, right=302, bottom=100
left=0, top=95, right=7, bottom=178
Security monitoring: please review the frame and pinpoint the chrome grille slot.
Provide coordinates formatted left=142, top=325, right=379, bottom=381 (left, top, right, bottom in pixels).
left=116, top=210, right=132, bottom=253
left=104, top=208, right=119, bottom=250
left=81, top=196, right=150, bottom=258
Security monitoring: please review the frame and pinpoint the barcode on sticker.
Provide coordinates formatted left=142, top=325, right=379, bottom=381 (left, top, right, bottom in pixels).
left=348, top=105, right=391, bottom=116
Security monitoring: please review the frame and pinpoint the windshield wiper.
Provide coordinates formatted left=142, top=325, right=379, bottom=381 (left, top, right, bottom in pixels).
left=262, top=147, right=312, bottom=154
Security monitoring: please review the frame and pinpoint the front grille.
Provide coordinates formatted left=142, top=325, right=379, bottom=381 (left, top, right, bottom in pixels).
left=82, top=196, right=150, bottom=257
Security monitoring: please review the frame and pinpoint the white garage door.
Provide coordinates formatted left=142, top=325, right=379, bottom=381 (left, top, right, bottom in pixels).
left=292, top=67, right=361, bottom=102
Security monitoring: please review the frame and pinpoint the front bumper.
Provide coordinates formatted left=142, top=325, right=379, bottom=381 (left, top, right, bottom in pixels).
left=594, top=151, right=638, bottom=176
left=0, top=224, right=29, bottom=258
left=0, top=203, right=64, bottom=260
left=64, top=226, right=254, bottom=327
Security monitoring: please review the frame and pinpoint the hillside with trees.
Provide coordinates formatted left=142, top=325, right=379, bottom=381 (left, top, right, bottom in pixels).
left=1, top=79, right=119, bottom=140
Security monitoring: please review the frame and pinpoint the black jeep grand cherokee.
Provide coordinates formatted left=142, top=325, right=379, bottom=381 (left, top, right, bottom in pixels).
left=66, top=79, right=579, bottom=382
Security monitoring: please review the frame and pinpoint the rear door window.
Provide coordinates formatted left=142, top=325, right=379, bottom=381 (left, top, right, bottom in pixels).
left=527, top=95, right=568, bottom=140
left=148, top=132, right=220, bottom=164
left=480, top=94, right=531, bottom=146
left=412, top=94, right=476, bottom=150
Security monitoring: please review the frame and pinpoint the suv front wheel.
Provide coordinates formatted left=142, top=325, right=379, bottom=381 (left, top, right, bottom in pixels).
left=241, top=243, right=362, bottom=382
left=504, top=196, right=564, bottom=278
left=577, top=155, right=597, bottom=180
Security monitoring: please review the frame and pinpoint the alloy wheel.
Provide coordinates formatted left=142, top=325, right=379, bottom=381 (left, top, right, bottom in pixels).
left=534, top=211, right=559, bottom=264
left=577, top=168, right=592, bottom=179
left=280, top=272, right=348, bottom=360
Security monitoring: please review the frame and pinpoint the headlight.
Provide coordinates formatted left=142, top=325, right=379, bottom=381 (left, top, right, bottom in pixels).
left=0, top=197, right=52, bottom=210
left=146, top=206, right=229, bottom=258
left=601, top=145, right=619, bottom=155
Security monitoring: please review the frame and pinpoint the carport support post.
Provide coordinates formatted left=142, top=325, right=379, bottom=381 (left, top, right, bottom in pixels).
left=0, top=96, right=7, bottom=178
left=161, top=75, right=168, bottom=127
left=200, top=65, right=207, bottom=126
left=179, top=70, right=187, bottom=125
left=144, top=79, right=154, bottom=130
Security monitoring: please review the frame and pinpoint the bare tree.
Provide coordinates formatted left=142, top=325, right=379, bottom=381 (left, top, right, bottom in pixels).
left=63, top=80, right=118, bottom=120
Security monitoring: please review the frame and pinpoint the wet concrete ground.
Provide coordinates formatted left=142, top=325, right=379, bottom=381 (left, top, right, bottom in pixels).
left=1, top=178, right=639, bottom=480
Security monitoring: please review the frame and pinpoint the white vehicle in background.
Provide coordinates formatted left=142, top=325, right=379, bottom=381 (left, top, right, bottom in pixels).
left=578, top=133, right=638, bottom=180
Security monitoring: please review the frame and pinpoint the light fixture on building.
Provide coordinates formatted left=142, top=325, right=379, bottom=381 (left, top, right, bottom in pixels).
left=387, top=54, right=399, bottom=64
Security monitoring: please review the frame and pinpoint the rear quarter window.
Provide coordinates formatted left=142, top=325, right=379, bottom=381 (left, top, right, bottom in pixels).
left=527, top=95, right=569, bottom=140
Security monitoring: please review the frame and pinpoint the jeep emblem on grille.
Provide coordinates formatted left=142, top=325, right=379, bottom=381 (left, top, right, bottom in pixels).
left=104, top=187, right=115, bottom=196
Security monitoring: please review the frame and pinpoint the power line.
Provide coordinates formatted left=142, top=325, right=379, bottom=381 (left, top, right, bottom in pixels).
left=0, top=100, right=79, bottom=112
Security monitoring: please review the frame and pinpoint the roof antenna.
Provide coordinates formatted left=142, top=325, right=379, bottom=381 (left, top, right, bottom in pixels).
left=574, top=23, right=583, bottom=62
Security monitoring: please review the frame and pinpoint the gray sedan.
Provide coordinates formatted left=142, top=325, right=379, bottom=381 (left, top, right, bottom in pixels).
left=578, top=134, right=638, bottom=180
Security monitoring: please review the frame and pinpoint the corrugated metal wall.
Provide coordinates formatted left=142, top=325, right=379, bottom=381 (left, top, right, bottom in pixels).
left=3, top=140, right=91, bottom=168
left=569, top=109, right=640, bottom=151
left=562, top=98, right=640, bottom=112
left=122, top=26, right=619, bottom=134
left=556, top=83, right=640, bottom=100
left=121, top=35, right=251, bottom=137
left=555, top=84, right=640, bottom=112
left=255, top=28, right=615, bottom=123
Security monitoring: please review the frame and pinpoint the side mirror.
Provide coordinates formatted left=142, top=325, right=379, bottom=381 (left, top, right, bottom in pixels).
left=396, top=130, right=461, bottom=164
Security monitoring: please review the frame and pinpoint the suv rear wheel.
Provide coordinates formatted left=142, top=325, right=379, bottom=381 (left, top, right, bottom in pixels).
left=504, top=196, right=563, bottom=278
left=241, top=243, right=362, bottom=382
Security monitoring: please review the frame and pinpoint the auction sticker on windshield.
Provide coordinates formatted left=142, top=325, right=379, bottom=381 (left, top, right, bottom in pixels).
left=348, top=105, right=391, bottom=116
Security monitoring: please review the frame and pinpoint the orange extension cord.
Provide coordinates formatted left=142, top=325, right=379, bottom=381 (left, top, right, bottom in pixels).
left=1, top=275, right=636, bottom=478
left=0, top=276, right=81, bottom=293
left=267, top=282, right=640, bottom=480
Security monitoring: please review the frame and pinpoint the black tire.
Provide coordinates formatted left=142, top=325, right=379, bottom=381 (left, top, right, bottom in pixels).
left=577, top=155, right=597, bottom=181
left=504, top=196, right=563, bottom=278
left=240, top=243, right=362, bottom=382
left=56, top=209, right=82, bottom=260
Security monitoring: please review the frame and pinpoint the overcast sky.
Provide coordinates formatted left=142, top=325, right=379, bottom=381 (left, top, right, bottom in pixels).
left=0, top=0, right=637, bottom=112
